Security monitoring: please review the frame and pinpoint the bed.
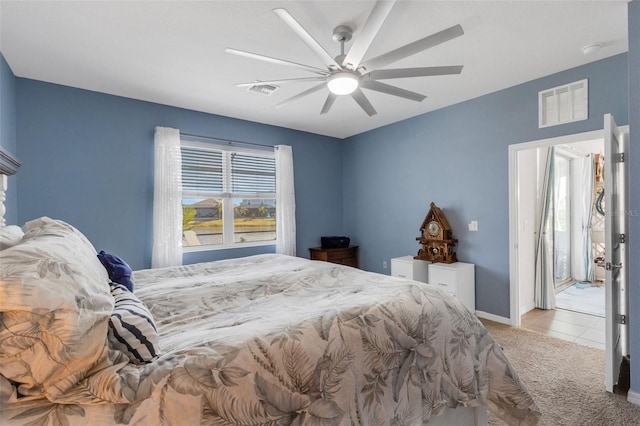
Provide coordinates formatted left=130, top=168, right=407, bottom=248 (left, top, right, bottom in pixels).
left=0, top=216, right=540, bottom=425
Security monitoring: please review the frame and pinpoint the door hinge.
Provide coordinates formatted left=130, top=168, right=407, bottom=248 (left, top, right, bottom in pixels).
left=614, top=153, right=625, bottom=163
left=618, top=233, right=626, bottom=244
left=605, top=262, right=623, bottom=271
left=617, top=314, right=627, bottom=325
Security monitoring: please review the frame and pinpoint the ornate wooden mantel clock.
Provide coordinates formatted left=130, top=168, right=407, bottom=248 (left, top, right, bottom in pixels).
left=415, top=202, right=458, bottom=263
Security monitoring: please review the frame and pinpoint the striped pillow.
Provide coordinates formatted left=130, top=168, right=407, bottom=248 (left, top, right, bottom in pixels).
left=108, top=282, right=160, bottom=364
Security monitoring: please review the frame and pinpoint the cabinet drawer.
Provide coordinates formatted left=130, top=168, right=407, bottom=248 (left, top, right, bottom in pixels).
left=391, top=260, right=413, bottom=279
left=390, top=256, right=429, bottom=282
left=309, top=246, right=359, bottom=268
left=335, top=256, right=358, bottom=267
left=426, top=262, right=475, bottom=312
left=326, top=249, right=352, bottom=262
left=427, top=267, right=457, bottom=294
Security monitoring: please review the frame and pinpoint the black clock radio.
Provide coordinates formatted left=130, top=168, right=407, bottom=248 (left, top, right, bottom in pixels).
left=321, top=236, right=350, bottom=249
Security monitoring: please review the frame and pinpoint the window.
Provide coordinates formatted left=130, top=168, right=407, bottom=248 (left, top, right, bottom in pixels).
left=181, top=140, right=276, bottom=251
left=539, top=79, right=588, bottom=128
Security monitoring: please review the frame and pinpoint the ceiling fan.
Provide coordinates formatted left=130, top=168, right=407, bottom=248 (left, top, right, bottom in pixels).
left=225, top=1, right=464, bottom=117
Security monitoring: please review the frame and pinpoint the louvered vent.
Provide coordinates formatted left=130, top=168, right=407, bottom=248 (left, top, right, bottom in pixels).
left=247, top=84, right=279, bottom=96
left=539, top=79, right=588, bottom=128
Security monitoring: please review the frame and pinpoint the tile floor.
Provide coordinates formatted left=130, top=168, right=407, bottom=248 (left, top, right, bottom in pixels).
left=521, top=308, right=606, bottom=350
left=555, top=282, right=605, bottom=317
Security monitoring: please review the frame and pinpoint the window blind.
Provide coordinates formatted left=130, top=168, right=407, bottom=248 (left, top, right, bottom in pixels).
left=181, top=143, right=275, bottom=196
left=181, top=145, right=223, bottom=193
left=231, top=152, right=276, bottom=194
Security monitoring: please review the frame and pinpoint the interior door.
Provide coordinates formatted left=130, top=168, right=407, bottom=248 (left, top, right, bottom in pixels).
left=604, top=113, right=629, bottom=392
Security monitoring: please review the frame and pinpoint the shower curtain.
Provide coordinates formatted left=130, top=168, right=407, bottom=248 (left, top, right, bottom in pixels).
left=571, top=154, right=595, bottom=282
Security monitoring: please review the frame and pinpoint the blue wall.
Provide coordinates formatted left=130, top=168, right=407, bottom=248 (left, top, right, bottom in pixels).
left=628, top=0, right=640, bottom=399
left=14, top=79, right=344, bottom=270
left=0, top=54, right=18, bottom=225
left=343, top=53, right=629, bottom=318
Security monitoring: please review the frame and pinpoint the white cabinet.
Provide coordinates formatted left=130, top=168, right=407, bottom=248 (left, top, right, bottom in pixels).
left=427, top=262, right=475, bottom=312
left=390, top=256, right=430, bottom=283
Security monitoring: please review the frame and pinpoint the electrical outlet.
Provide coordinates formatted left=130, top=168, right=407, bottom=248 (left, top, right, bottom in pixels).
left=383, top=260, right=388, bottom=269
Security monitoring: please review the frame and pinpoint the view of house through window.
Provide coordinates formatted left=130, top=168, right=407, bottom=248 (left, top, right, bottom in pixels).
left=181, top=141, right=276, bottom=249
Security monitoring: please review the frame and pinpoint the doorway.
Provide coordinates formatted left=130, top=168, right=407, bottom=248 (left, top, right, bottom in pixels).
left=552, top=146, right=606, bottom=318
left=509, top=132, right=606, bottom=348
left=508, top=128, right=607, bottom=327
left=509, top=118, right=630, bottom=394
left=555, top=148, right=606, bottom=318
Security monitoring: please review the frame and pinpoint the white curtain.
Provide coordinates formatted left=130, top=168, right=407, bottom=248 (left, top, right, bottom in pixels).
left=581, top=154, right=595, bottom=281
left=275, top=145, right=296, bottom=256
left=152, top=126, right=183, bottom=268
left=571, top=154, right=595, bottom=282
left=534, top=147, right=556, bottom=309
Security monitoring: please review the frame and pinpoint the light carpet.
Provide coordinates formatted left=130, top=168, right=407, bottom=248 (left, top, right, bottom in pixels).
left=482, top=320, right=640, bottom=426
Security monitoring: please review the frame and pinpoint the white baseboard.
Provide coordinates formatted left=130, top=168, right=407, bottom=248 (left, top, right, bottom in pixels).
left=628, top=390, right=640, bottom=406
left=475, top=311, right=511, bottom=325
left=520, top=302, right=535, bottom=314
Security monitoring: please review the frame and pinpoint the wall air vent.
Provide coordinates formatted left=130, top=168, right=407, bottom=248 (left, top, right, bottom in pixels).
left=246, top=84, right=279, bottom=96
left=539, top=79, right=588, bottom=128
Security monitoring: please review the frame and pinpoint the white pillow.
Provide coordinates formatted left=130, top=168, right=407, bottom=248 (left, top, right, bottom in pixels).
left=0, top=225, right=24, bottom=250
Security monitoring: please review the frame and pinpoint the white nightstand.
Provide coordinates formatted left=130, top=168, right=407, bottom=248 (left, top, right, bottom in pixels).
left=390, top=256, right=430, bottom=283
left=427, top=262, right=475, bottom=312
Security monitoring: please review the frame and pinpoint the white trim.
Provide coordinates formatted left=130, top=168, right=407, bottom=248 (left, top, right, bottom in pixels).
left=508, top=144, right=521, bottom=326
left=507, top=126, right=629, bottom=326
left=182, top=240, right=275, bottom=253
left=521, top=301, right=536, bottom=315
left=475, top=311, right=511, bottom=325
left=628, top=390, right=640, bottom=406
left=181, top=139, right=273, bottom=156
left=0, top=149, right=20, bottom=228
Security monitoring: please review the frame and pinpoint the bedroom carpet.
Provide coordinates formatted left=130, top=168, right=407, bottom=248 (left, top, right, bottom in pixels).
left=481, top=319, right=640, bottom=426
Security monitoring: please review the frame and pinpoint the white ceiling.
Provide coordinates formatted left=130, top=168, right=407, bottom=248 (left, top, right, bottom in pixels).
left=0, top=1, right=629, bottom=139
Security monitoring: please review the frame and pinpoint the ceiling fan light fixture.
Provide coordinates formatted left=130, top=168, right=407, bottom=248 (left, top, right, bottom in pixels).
left=327, top=72, right=360, bottom=95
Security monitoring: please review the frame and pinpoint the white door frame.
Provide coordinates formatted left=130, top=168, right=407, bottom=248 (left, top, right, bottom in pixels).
left=508, top=126, right=628, bottom=326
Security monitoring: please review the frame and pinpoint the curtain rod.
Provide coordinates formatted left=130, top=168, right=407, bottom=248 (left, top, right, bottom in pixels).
left=180, top=132, right=273, bottom=149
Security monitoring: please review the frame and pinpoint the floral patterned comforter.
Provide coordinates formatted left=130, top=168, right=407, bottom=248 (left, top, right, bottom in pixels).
left=1, top=253, right=539, bottom=425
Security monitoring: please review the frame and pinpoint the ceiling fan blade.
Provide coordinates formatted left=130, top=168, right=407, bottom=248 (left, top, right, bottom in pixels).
left=351, top=88, right=377, bottom=116
left=235, top=77, right=327, bottom=88
left=275, top=83, right=326, bottom=108
left=320, top=93, right=337, bottom=115
left=360, top=24, right=464, bottom=72
left=272, top=8, right=341, bottom=70
left=367, top=66, right=463, bottom=80
left=225, top=48, right=328, bottom=75
left=342, top=0, right=395, bottom=70
left=360, top=80, right=426, bottom=102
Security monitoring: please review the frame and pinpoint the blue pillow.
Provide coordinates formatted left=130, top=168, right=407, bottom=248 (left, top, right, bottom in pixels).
left=97, top=250, right=134, bottom=292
